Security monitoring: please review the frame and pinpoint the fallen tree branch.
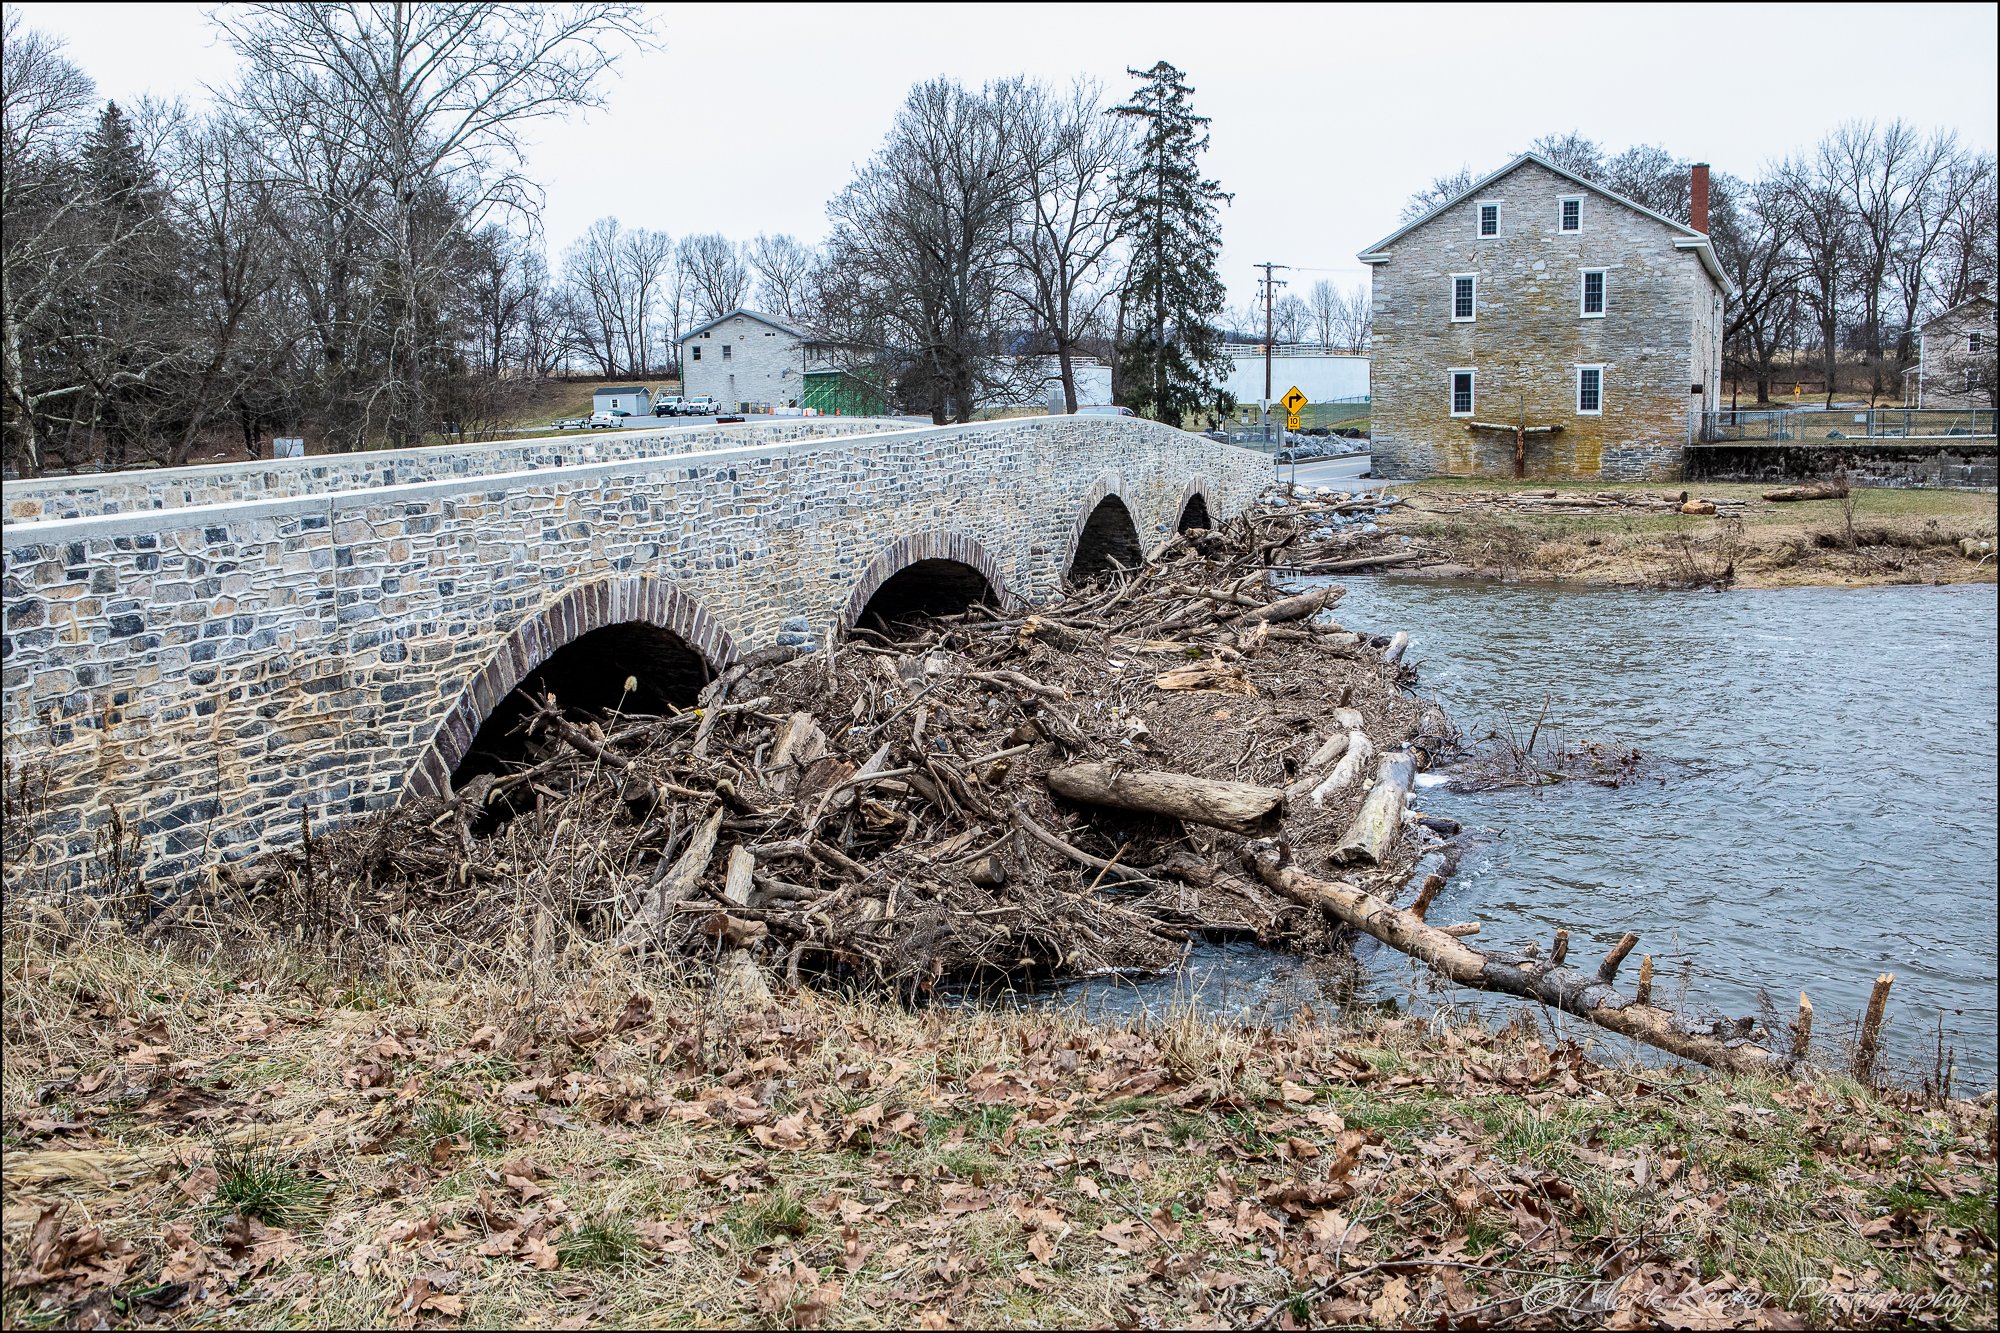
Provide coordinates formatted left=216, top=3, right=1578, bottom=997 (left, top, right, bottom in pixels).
left=1248, top=848, right=1790, bottom=1076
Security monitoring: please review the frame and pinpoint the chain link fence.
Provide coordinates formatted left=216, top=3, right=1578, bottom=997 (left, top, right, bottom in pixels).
left=1700, top=407, right=1995, bottom=443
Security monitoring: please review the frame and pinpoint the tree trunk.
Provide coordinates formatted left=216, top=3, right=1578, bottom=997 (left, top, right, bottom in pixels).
left=1242, top=585, right=1337, bottom=624
left=1047, top=763, right=1285, bottom=835
left=1330, top=750, right=1413, bottom=865
left=1250, top=851, right=1790, bottom=1076
left=1, top=264, right=40, bottom=476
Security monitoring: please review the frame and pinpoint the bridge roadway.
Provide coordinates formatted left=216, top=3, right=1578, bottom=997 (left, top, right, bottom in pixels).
left=2, top=415, right=1267, bottom=891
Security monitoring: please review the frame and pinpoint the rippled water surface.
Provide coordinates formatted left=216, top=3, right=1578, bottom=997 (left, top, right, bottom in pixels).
left=1037, top=579, right=2000, bottom=1086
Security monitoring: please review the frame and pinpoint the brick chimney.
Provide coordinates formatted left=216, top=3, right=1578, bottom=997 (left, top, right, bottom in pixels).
left=1690, top=162, right=1710, bottom=234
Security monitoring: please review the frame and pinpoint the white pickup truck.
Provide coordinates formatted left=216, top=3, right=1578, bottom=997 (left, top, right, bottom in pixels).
left=652, top=395, right=684, bottom=417
left=678, top=396, right=720, bottom=417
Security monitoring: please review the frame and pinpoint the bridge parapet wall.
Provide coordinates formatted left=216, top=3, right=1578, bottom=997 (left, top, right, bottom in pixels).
left=2, top=416, right=1268, bottom=893
left=1, top=417, right=909, bottom=524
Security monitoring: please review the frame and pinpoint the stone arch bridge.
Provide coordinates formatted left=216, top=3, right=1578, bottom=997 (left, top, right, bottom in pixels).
left=3, top=415, right=1266, bottom=889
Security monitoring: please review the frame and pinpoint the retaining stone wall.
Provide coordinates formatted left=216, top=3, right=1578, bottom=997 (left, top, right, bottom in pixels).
left=2, top=416, right=1266, bottom=894
left=1685, top=441, right=1998, bottom=490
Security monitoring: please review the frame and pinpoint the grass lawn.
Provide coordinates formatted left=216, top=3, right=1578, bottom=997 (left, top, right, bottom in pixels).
left=2, top=905, right=1994, bottom=1329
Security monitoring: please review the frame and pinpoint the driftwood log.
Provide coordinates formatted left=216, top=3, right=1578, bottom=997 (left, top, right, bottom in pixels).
left=1763, top=480, right=1849, bottom=502
left=1304, top=731, right=1373, bottom=809
left=615, top=807, right=725, bottom=950
left=1276, top=550, right=1426, bottom=575
left=1330, top=751, right=1414, bottom=865
left=1047, top=763, right=1285, bottom=835
left=1249, top=849, right=1790, bottom=1075
left=1241, top=585, right=1338, bottom=625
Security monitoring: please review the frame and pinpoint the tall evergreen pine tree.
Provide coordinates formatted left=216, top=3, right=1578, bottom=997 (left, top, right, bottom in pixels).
left=1112, top=62, right=1233, bottom=425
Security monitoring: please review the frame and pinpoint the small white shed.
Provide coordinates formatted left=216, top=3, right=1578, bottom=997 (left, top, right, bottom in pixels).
left=592, top=386, right=652, bottom=417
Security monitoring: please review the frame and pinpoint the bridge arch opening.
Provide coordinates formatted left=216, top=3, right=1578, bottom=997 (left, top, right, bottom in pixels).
left=1176, top=492, right=1212, bottom=533
left=452, top=622, right=713, bottom=788
left=853, top=559, right=998, bottom=630
left=405, top=576, right=737, bottom=803
left=841, top=533, right=1011, bottom=636
left=1067, top=495, right=1144, bottom=583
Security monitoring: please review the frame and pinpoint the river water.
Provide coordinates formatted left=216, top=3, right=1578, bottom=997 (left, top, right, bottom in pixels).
left=1031, top=578, right=2000, bottom=1088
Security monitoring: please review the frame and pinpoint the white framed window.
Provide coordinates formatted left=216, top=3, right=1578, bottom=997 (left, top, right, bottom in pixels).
left=691, top=345, right=701, bottom=361
left=722, top=344, right=732, bottom=360
left=1576, top=365, right=1605, bottom=415
left=1559, top=196, right=1582, bottom=233
left=1475, top=200, right=1500, bottom=237
left=1450, top=273, right=1478, bottom=322
left=1449, top=368, right=1475, bottom=417
left=1580, top=268, right=1607, bottom=318
left=1972, top=332, right=1985, bottom=352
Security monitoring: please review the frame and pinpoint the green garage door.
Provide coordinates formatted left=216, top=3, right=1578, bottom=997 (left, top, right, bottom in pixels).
left=801, top=369, right=886, bottom=416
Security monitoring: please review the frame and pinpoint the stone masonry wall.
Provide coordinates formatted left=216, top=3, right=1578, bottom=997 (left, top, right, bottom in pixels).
left=1368, top=160, right=1723, bottom=480
left=1685, top=441, right=1998, bottom=490
left=3, top=417, right=902, bottom=524
left=681, top=313, right=806, bottom=411
left=1, top=416, right=1266, bottom=894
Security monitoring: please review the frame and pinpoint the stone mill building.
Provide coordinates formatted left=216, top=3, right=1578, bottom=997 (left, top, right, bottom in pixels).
left=678, top=308, right=809, bottom=412
left=1360, top=152, right=1731, bottom=479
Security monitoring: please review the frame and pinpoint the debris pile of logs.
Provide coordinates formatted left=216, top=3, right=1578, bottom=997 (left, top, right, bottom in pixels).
left=175, top=511, right=1435, bottom=999
left=157, top=493, right=1899, bottom=1079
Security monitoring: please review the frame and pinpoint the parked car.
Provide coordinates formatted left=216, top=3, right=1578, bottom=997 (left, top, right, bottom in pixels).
left=1075, top=404, right=1135, bottom=417
left=679, top=396, right=720, bottom=417
left=653, top=396, right=684, bottom=417
left=553, top=416, right=588, bottom=430
left=588, top=409, right=630, bottom=429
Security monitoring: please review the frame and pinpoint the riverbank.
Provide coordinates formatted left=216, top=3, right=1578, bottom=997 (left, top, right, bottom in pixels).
left=1359, top=479, right=1997, bottom=589
left=3, top=912, right=1994, bottom=1330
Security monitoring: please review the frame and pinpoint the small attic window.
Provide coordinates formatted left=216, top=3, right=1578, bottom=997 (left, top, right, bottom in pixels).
left=1560, top=197, right=1581, bottom=232
left=1477, top=201, right=1500, bottom=237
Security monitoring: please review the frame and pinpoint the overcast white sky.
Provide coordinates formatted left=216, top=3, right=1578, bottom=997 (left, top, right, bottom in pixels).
left=16, top=2, right=2000, bottom=309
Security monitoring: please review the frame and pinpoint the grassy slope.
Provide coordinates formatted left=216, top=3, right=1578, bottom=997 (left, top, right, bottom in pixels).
left=485, top=378, right=685, bottom=434
left=1381, top=480, right=1999, bottom=588
left=3, top=913, right=1992, bottom=1329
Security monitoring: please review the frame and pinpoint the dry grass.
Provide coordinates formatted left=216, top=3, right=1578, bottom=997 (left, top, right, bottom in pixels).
left=3, top=898, right=1994, bottom=1330
left=1389, top=481, right=1997, bottom=588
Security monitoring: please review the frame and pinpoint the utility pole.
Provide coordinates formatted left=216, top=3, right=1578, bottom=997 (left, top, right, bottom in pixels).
left=1254, top=262, right=1289, bottom=423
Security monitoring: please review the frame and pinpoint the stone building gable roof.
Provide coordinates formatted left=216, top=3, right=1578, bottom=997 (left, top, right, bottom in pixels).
left=1358, top=152, right=1732, bottom=296
left=678, top=308, right=810, bottom=344
left=1919, top=295, right=1996, bottom=331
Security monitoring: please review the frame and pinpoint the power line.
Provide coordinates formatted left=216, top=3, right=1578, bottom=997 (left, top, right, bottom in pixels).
left=1254, top=261, right=1290, bottom=408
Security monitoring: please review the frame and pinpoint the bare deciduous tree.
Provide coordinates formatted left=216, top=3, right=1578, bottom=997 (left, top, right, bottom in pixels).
left=1008, top=78, right=1130, bottom=412
left=747, top=233, right=816, bottom=327
left=1331, top=283, right=1372, bottom=355
left=616, top=225, right=674, bottom=371
left=216, top=1, right=651, bottom=445
left=1398, top=166, right=1475, bottom=222
left=1306, top=279, right=1338, bottom=348
left=1271, top=292, right=1308, bottom=344
left=823, top=78, right=1025, bottom=423
left=2, top=12, right=115, bottom=473
left=678, top=233, right=751, bottom=324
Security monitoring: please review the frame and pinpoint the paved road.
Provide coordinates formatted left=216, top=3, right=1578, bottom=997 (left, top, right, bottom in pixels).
left=1275, top=453, right=1382, bottom=492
